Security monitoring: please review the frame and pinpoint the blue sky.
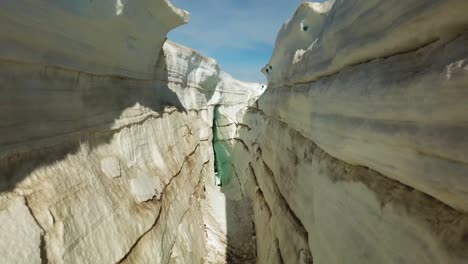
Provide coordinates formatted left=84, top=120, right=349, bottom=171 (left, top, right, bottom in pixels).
left=168, top=0, right=300, bottom=83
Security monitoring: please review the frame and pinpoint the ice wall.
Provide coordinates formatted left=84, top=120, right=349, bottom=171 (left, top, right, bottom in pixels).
left=0, top=1, right=262, bottom=263
left=237, top=1, right=468, bottom=263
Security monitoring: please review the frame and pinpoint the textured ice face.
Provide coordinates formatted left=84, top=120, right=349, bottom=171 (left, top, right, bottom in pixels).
left=0, top=0, right=189, bottom=79
left=265, top=0, right=468, bottom=86
left=262, top=1, right=335, bottom=83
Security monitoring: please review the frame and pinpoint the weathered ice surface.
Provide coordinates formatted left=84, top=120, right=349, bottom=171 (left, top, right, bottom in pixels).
left=0, top=196, right=43, bottom=263
left=4, top=0, right=467, bottom=263
left=0, top=0, right=189, bottom=79
left=0, top=1, right=262, bottom=263
left=261, top=32, right=468, bottom=213
left=235, top=0, right=468, bottom=263
left=264, top=0, right=468, bottom=85
left=238, top=109, right=468, bottom=264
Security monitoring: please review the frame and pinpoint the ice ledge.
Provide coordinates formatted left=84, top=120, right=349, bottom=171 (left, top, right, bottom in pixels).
left=264, top=0, right=468, bottom=86
left=0, top=0, right=189, bottom=79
